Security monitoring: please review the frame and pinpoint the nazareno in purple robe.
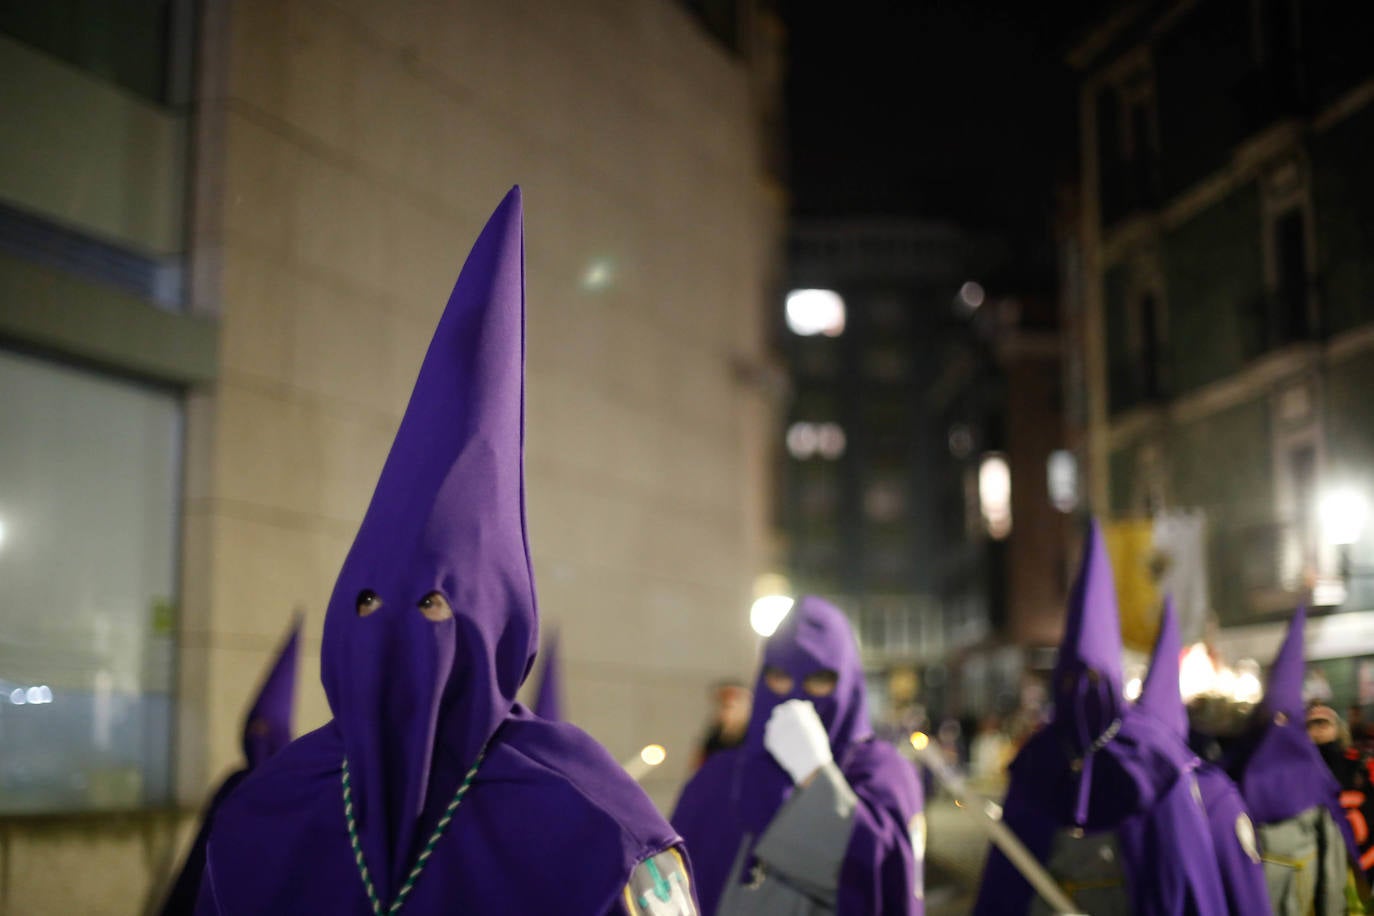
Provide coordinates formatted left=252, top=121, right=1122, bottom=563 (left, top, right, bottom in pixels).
left=974, top=520, right=1227, bottom=915
left=195, top=189, right=685, bottom=915
left=671, top=595, right=924, bottom=915
left=159, top=617, right=301, bottom=915
left=1135, top=599, right=1270, bottom=916
left=1196, top=605, right=1358, bottom=864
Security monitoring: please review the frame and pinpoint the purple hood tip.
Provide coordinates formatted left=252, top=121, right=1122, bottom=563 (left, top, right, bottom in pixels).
left=242, top=614, right=301, bottom=769
left=1136, top=597, right=1187, bottom=738
left=318, top=186, right=537, bottom=894
left=1052, top=519, right=1124, bottom=724
left=1265, top=605, right=1308, bottom=721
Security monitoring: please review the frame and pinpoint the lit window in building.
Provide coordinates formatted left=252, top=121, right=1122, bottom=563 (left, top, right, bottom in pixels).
left=815, top=422, right=846, bottom=459
left=786, top=422, right=819, bottom=459
left=0, top=349, right=182, bottom=812
left=785, top=289, right=846, bottom=337
left=1046, top=450, right=1079, bottom=513
left=979, top=453, right=1013, bottom=540
left=787, top=422, right=846, bottom=460
left=958, top=281, right=985, bottom=312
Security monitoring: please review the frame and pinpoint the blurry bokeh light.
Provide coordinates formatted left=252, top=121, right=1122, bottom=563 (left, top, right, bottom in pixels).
left=1320, top=487, right=1368, bottom=546
left=978, top=453, right=1012, bottom=540
left=958, top=281, right=985, bottom=311
left=785, top=289, right=846, bottom=337
left=750, top=595, right=795, bottom=637
left=1047, top=450, right=1078, bottom=513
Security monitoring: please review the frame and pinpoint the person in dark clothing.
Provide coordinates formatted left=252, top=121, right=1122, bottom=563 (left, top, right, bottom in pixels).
left=694, top=680, right=752, bottom=771
left=1309, top=703, right=1374, bottom=881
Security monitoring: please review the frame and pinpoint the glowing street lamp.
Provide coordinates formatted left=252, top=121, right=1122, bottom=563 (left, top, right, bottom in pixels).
left=785, top=289, right=846, bottom=337
left=750, top=595, right=795, bottom=637
left=1320, top=487, right=1369, bottom=547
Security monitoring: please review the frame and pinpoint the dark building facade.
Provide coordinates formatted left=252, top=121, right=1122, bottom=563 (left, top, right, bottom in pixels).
left=1069, top=0, right=1374, bottom=691
left=781, top=221, right=1072, bottom=721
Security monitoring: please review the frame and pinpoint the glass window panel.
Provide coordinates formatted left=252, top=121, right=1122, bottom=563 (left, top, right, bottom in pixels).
left=0, top=349, right=181, bottom=812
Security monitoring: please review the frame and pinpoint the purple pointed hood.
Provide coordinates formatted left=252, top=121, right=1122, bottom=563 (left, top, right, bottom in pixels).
left=1136, top=598, right=1188, bottom=739
left=319, top=187, right=538, bottom=894
left=1051, top=520, right=1123, bottom=746
left=532, top=629, right=562, bottom=721
left=1232, top=606, right=1352, bottom=842
left=734, top=595, right=870, bottom=833
left=241, top=615, right=302, bottom=768
left=1264, top=603, right=1306, bottom=723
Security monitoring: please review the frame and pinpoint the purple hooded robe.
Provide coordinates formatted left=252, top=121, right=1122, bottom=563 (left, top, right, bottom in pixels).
left=671, top=595, right=924, bottom=915
left=1193, top=606, right=1359, bottom=907
left=974, top=520, right=1227, bottom=915
left=195, top=189, right=686, bottom=915
left=159, top=617, right=301, bottom=915
left=1135, top=600, right=1270, bottom=915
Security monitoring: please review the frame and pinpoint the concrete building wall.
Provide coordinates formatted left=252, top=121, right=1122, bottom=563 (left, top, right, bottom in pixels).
left=0, top=0, right=783, bottom=911
left=192, top=0, right=780, bottom=816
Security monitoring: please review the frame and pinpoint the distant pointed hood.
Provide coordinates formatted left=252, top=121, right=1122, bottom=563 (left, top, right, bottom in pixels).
left=1136, top=598, right=1187, bottom=739
left=1219, top=605, right=1356, bottom=858
left=1264, top=604, right=1307, bottom=723
left=241, top=616, right=301, bottom=768
left=1051, top=519, right=1124, bottom=746
left=532, top=629, right=562, bottom=721
left=319, top=188, right=537, bottom=897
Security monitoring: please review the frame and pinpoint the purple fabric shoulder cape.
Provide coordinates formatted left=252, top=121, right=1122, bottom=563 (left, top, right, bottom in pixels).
left=160, top=617, right=301, bottom=915
left=974, top=522, right=1225, bottom=916
left=1136, top=600, right=1269, bottom=916
left=1203, top=606, right=1357, bottom=860
left=196, top=189, right=681, bottom=915
left=671, top=595, right=924, bottom=916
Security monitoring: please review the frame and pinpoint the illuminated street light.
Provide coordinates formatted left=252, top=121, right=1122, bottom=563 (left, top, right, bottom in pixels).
left=1320, top=487, right=1368, bottom=547
left=750, top=595, right=795, bottom=637
left=785, top=289, right=846, bottom=337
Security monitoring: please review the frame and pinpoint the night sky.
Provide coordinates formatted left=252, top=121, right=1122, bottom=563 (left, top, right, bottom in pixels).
left=782, top=1, right=1099, bottom=250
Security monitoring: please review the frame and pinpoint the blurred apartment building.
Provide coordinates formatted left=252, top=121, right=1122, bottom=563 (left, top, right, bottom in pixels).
left=778, top=221, right=1072, bottom=724
left=1066, top=0, right=1374, bottom=689
left=0, top=0, right=784, bottom=910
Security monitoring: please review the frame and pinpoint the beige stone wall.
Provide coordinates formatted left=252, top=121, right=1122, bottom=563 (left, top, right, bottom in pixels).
left=186, top=0, right=780, bottom=818
left=0, top=2, right=780, bottom=912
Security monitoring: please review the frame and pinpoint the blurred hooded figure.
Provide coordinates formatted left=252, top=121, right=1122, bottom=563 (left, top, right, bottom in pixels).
left=158, top=617, right=301, bottom=915
left=672, top=595, right=924, bottom=915
left=194, top=190, right=694, bottom=916
left=1189, top=607, right=1361, bottom=915
left=1307, top=703, right=1374, bottom=884
left=694, top=680, right=752, bottom=771
left=974, top=521, right=1227, bottom=915
left=1133, top=600, right=1270, bottom=915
